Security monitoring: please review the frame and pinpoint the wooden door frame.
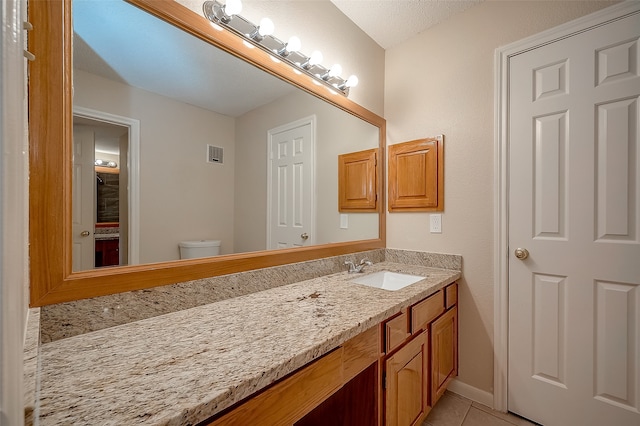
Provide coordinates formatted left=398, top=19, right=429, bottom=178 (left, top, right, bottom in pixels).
left=266, top=115, right=316, bottom=249
left=73, top=106, right=141, bottom=265
left=493, top=1, right=640, bottom=412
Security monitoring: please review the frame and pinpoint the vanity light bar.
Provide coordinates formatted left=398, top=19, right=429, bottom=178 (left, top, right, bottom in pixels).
left=95, top=159, right=118, bottom=168
left=202, top=0, right=358, bottom=96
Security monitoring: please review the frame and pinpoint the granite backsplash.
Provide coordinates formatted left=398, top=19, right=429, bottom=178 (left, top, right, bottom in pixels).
left=38, top=249, right=461, bottom=343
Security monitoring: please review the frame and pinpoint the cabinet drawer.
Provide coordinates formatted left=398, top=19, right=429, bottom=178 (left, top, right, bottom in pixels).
left=411, top=290, right=444, bottom=333
left=445, top=283, right=457, bottom=309
left=384, top=311, right=409, bottom=353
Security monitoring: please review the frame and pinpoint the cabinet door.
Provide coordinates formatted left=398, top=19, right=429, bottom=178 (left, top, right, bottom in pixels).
left=338, top=148, right=378, bottom=212
left=431, top=306, right=458, bottom=404
left=385, top=330, right=429, bottom=426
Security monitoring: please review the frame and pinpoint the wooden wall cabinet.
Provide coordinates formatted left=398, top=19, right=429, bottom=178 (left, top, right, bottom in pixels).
left=338, top=148, right=378, bottom=212
left=388, top=136, right=444, bottom=212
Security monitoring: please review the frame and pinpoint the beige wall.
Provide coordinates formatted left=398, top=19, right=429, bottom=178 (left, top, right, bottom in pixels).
left=385, top=1, right=617, bottom=395
left=234, top=89, right=379, bottom=253
left=177, top=0, right=385, bottom=116
left=74, top=70, right=236, bottom=263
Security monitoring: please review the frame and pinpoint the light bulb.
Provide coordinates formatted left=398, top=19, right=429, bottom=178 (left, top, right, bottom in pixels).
left=287, top=36, right=301, bottom=52
left=308, top=50, right=323, bottom=66
left=258, top=17, right=274, bottom=36
left=329, top=64, right=342, bottom=78
left=224, top=0, right=242, bottom=16
left=345, top=75, right=359, bottom=88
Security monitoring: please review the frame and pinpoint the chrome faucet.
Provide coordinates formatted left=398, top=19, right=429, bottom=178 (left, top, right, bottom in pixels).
left=345, top=258, right=373, bottom=273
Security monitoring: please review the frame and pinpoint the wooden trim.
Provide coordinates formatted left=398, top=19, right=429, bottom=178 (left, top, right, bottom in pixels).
left=208, top=349, right=344, bottom=425
left=343, top=325, right=380, bottom=383
left=95, top=222, right=119, bottom=228
left=95, top=166, right=119, bottom=174
left=27, top=0, right=386, bottom=307
left=208, top=327, right=380, bottom=425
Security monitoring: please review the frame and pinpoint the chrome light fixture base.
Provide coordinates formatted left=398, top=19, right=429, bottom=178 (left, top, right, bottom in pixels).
left=202, top=0, right=356, bottom=96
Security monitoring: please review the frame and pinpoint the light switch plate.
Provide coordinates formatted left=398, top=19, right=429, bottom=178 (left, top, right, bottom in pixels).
left=430, top=214, right=442, bottom=233
left=340, top=214, right=349, bottom=229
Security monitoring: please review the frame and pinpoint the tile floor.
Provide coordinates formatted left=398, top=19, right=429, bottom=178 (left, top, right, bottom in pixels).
left=423, top=391, right=540, bottom=426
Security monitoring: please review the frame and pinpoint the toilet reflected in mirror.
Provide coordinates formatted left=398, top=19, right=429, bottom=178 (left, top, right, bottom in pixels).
left=178, top=240, right=221, bottom=259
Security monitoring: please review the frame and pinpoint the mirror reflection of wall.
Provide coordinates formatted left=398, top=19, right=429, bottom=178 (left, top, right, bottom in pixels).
left=71, top=0, right=379, bottom=271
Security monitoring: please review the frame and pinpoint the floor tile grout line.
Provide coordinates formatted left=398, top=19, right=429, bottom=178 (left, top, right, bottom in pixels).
left=459, top=402, right=472, bottom=426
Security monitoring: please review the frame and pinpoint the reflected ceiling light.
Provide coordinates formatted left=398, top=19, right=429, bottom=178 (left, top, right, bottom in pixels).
left=95, top=159, right=118, bottom=168
left=202, top=0, right=358, bottom=96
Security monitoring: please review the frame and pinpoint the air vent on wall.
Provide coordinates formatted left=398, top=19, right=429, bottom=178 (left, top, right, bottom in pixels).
left=207, top=144, right=224, bottom=164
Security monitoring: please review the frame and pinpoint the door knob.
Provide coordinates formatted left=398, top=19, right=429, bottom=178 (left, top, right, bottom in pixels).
left=301, top=233, right=309, bottom=240
left=80, top=230, right=91, bottom=237
left=514, top=248, right=529, bottom=260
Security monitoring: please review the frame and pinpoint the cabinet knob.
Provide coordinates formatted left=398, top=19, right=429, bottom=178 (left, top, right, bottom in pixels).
left=301, top=233, right=309, bottom=240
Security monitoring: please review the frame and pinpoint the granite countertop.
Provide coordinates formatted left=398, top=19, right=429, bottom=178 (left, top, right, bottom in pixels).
left=34, top=261, right=460, bottom=425
left=94, top=233, right=119, bottom=241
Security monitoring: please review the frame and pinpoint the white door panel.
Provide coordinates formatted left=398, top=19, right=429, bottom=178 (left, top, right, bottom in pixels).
left=508, top=10, right=640, bottom=426
left=268, top=120, right=314, bottom=249
left=72, top=126, right=96, bottom=271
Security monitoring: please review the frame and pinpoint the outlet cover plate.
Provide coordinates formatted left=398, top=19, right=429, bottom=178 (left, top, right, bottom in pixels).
left=430, top=214, right=442, bottom=233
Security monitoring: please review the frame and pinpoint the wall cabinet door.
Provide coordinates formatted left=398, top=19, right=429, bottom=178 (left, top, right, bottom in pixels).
left=431, top=306, right=457, bottom=404
left=385, top=329, right=429, bottom=426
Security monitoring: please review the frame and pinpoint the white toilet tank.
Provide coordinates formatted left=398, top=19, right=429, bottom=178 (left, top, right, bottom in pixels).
left=178, top=239, right=221, bottom=259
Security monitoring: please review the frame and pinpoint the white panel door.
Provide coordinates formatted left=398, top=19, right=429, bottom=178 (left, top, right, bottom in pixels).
left=268, top=121, right=314, bottom=249
left=72, top=125, right=96, bottom=271
left=508, top=11, right=640, bottom=426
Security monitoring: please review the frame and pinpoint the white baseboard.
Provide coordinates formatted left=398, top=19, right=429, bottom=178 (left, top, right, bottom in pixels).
left=447, top=378, right=495, bottom=409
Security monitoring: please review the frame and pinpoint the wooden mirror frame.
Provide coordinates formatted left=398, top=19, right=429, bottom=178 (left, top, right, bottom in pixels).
left=28, top=0, right=386, bottom=307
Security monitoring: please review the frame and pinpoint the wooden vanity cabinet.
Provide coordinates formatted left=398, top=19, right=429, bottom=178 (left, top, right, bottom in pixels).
left=203, top=283, right=458, bottom=426
left=431, top=306, right=458, bottom=404
left=94, top=238, right=119, bottom=267
left=385, top=329, right=429, bottom=426
left=382, top=283, right=458, bottom=426
left=206, top=326, right=380, bottom=426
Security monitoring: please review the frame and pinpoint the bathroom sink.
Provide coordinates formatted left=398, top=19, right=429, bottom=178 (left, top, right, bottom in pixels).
left=350, top=271, right=425, bottom=291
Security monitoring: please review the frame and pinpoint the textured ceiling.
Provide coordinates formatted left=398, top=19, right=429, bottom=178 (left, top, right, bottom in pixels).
left=330, top=0, right=484, bottom=49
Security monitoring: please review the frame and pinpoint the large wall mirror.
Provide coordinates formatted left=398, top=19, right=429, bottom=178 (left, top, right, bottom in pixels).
left=28, top=0, right=386, bottom=306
